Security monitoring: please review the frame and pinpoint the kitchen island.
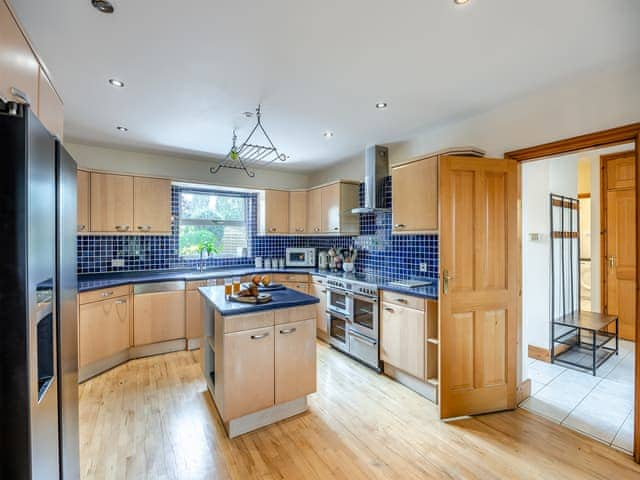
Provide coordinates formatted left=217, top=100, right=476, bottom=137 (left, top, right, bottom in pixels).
left=198, top=285, right=319, bottom=438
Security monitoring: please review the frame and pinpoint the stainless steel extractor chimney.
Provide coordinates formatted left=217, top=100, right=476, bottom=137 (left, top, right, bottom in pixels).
left=351, top=145, right=389, bottom=214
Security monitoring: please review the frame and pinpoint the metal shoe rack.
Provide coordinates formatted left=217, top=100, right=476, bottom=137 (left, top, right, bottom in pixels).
left=549, top=194, right=618, bottom=375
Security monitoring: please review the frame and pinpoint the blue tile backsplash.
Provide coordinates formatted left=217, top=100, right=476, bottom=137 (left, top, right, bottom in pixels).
left=77, top=178, right=439, bottom=280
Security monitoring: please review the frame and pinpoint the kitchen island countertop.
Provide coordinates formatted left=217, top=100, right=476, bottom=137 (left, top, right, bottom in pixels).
left=198, top=285, right=319, bottom=316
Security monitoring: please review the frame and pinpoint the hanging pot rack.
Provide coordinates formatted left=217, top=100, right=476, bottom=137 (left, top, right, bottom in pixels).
left=210, top=105, right=289, bottom=178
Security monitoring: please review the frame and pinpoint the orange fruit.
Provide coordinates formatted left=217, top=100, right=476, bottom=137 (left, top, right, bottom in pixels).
left=261, top=275, right=271, bottom=286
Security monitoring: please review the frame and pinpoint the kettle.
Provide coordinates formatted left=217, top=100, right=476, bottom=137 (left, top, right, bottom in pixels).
left=318, top=251, right=329, bottom=270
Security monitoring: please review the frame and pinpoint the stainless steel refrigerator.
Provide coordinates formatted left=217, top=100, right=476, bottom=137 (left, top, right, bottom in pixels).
left=0, top=102, right=79, bottom=479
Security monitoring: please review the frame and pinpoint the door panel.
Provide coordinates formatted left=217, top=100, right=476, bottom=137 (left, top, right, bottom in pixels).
left=133, top=177, right=172, bottom=233
left=77, top=170, right=90, bottom=232
left=275, top=319, right=316, bottom=404
left=90, top=172, right=134, bottom=232
left=607, top=157, right=635, bottom=190
left=439, top=156, right=517, bottom=418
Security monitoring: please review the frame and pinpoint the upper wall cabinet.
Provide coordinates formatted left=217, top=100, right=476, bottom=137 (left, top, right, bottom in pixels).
left=77, top=169, right=90, bottom=233
left=37, top=69, right=64, bottom=140
left=289, top=191, right=307, bottom=234
left=265, top=189, right=290, bottom=233
left=88, top=172, right=172, bottom=235
left=321, top=182, right=359, bottom=234
left=306, top=188, right=322, bottom=234
left=0, top=1, right=39, bottom=108
left=391, top=156, right=438, bottom=234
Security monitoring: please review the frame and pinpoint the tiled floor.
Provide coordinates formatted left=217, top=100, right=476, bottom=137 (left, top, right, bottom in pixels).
left=520, top=339, right=635, bottom=454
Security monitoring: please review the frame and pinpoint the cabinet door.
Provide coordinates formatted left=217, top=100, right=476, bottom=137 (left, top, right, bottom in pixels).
left=223, top=326, right=274, bottom=420
left=321, top=183, right=341, bottom=233
left=79, top=296, right=130, bottom=367
left=77, top=170, right=90, bottom=233
left=282, top=281, right=308, bottom=294
left=37, top=69, right=64, bottom=140
left=310, top=282, right=328, bottom=333
left=392, top=156, right=438, bottom=233
left=306, top=188, right=322, bottom=234
left=275, top=319, right=316, bottom=404
left=380, top=302, right=425, bottom=379
left=133, top=177, right=172, bottom=233
left=90, top=173, right=134, bottom=232
left=0, top=1, right=39, bottom=107
left=289, top=191, right=308, bottom=234
left=265, top=189, right=289, bottom=233
left=185, top=290, right=203, bottom=340
left=133, top=291, right=185, bottom=346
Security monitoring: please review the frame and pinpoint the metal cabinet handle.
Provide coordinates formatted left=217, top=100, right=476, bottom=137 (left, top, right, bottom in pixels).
left=333, top=227, right=339, bottom=231
left=78, top=224, right=86, bottom=231
left=269, top=227, right=277, bottom=232
left=137, top=225, right=152, bottom=231
left=114, top=299, right=127, bottom=305
left=279, top=328, right=297, bottom=335
left=101, top=291, right=114, bottom=297
left=251, top=332, right=270, bottom=340
left=384, top=307, right=395, bottom=313
left=115, top=224, right=130, bottom=231
left=321, top=289, right=327, bottom=294
left=10, top=87, right=30, bottom=105
left=394, top=223, right=406, bottom=229
left=395, top=298, right=408, bottom=304
left=314, top=227, right=320, bottom=232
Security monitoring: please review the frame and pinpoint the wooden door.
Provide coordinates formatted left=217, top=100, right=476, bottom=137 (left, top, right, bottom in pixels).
left=77, top=170, right=90, bottom=233
left=310, top=282, right=328, bottom=333
left=37, top=69, right=64, bottom=140
left=306, top=188, right=322, bottom=234
left=321, top=183, right=341, bottom=233
left=133, top=176, right=172, bottom=233
left=392, top=156, right=438, bottom=233
left=133, top=291, right=185, bottom=345
left=275, top=319, right=316, bottom=404
left=439, top=155, right=518, bottom=418
left=222, top=326, right=274, bottom=420
left=90, top=173, right=134, bottom=232
left=185, top=290, right=203, bottom=340
left=289, top=191, right=308, bottom=234
left=0, top=1, right=39, bottom=107
left=380, top=302, right=425, bottom=379
left=264, top=189, right=289, bottom=233
left=79, top=296, right=130, bottom=367
left=604, top=151, right=636, bottom=340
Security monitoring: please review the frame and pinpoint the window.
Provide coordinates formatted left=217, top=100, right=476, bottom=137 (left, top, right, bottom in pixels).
left=178, top=190, right=250, bottom=258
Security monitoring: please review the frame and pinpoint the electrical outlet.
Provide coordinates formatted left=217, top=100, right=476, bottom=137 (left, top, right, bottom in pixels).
left=419, top=262, right=428, bottom=272
left=112, top=259, right=125, bottom=268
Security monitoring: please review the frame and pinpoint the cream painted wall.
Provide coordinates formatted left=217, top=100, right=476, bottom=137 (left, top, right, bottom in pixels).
left=65, top=142, right=310, bottom=191
left=308, top=60, right=640, bottom=185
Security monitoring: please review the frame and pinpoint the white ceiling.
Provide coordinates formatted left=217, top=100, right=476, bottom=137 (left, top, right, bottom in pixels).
left=10, top=0, right=640, bottom=172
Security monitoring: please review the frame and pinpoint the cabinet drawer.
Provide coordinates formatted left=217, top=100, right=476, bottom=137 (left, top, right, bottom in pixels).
left=282, top=282, right=309, bottom=294
left=223, top=310, right=275, bottom=334
left=381, top=290, right=424, bottom=311
left=311, top=275, right=326, bottom=285
left=273, top=273, right=309, bottom=284
left=275, top=304, right=315, bottom=325
left=79, top=285, right=131, bottom=305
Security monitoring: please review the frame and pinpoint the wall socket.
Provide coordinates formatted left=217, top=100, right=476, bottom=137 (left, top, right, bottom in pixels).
left=111, top=259, right=125, bottom=268
left=419, top=262, right=428, bottom=272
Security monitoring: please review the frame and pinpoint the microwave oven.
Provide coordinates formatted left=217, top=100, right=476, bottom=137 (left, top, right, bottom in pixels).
left=285, top=247, right=316, bottom=267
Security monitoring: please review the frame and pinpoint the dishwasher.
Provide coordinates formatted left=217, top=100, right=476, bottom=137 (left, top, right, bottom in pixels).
left=132, top=281, right=186, bottom=347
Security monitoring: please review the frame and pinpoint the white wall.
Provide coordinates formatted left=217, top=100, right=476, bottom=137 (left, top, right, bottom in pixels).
left=308, top=60, right=640, bottom=185
left=65, top=142, right=310, bottom=191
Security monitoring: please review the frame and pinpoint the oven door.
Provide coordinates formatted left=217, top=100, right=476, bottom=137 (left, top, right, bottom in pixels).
left=327, top=288, right=352, bottom=318
left=350, top=293, right=378, bottom=340
left=328, top=311, right=350, bottom=352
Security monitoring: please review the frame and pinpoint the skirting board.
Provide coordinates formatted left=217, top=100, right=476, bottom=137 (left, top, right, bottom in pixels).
left=129, top=339, right=186, bottom=359
left=187, top=338, right=201, bottom=350
left=517, top=378, right=532, bottom=405
left=383, top=363, right=437, bottom=404
left=528, top=343, right=571, bottom=363
left=225, top=397, right=308, bottom=438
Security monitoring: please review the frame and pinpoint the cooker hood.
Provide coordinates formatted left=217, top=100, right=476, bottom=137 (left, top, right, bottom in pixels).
left=351, top=145, right=390, bottom=214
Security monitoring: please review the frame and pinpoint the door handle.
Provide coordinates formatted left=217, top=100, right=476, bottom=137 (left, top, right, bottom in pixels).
left=114, top=299, right=127, bottom=305
left=384, top=307, right=395, bottom=313
left=250, top=332, right=270, bottom=340
left=394, top=298, right=408, bottom=304
left=279, top=328, right=297, bottom=335
left=394, top=223, right=406, bottom=229
left=100, top=291, right=114, bottom=297
left=443, top=269, right=456, bottom=295
left=609, top=256, right=615, bottom=271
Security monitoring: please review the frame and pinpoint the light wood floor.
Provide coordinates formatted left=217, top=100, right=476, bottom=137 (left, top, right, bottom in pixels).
left=79, top=342, right=640, bottom=480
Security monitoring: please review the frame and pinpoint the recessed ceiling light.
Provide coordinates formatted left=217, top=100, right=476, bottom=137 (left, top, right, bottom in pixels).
left=454, top=0, right=470, bottom=4
left=116, top=126, right=128, bottom=132
left=323, top=131, right=334, bottom=138
left=91, top=0, right=114, bottom=14
left=375, top=102, right=388, bottom=109
left=108, top=78, right=124, bottom=88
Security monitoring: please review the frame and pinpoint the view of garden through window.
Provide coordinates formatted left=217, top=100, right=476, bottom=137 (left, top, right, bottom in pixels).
left=179, top=190, right=249, bottom=258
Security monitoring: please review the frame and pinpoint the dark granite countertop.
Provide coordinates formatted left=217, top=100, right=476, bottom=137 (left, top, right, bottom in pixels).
left=199, top=285, right=320, bottom=316
left=78, top=267, right=439, bottom=300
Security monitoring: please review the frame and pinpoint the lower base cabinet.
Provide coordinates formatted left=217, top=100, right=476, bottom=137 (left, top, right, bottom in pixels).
left=282, top=281, right=309, bottom=294
left=79, top=295, right=130, bottom=368
left=275, top=318, right=316, bottom=404
left=380, top=299, right=425, bottom=380
left=309, top=282, right=327, bottom=335
left=185, top=289, right=203, bottom=341
left=133, top=291, right=185, bottom=346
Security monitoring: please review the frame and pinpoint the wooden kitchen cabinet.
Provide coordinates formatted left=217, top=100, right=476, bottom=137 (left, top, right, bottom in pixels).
left=90, top=172, right=134, bottom=233
left=265, top=189, right=290, bottom=234
left=392, top=156, right=438, bottom=233
left=0, top=1, right=39, bottom=109
left=275, top=318, right=316, bottom=404
left=37, top=69, right=63, bottom=140
left=306, top=188, right=322, bottom=234
left=310, top=280, right=328, bottom=335
left=380, top=301, right=425, bottom=379
left=79, top=294, right=130, bottom=368
left=321, top=182, right=360, bottom=234
left=289, top=190, right=308, bottom=234
left=133, top=290, right=185, bottom=346
left=133, top=176, right=172, bottom=233
left=321, top=183, right=341, bottom=233
left=185, top=289, right=203, bottom=342
left=77, top=169, right=90, bottom=233
left=282, top=282, right=309, bottom=294
left=222, top=325, right=275, bottom=420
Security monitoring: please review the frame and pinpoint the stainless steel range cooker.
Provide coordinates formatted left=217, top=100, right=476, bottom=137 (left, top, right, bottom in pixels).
left=325, top=275, right=380, bottom=371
